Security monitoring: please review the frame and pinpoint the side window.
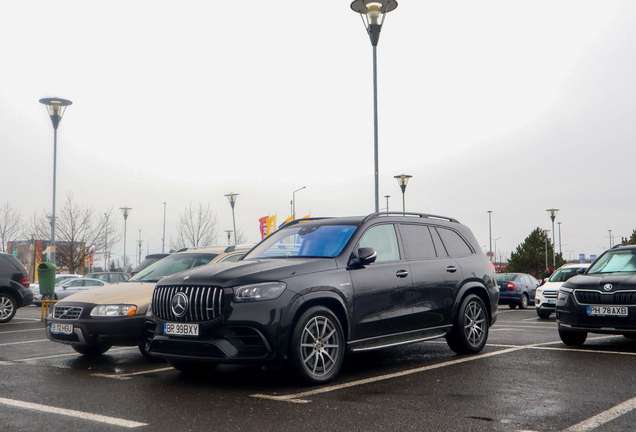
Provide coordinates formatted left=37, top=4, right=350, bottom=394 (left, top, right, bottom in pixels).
left=520, top=275, right=531, bottom=284
left=430, top=228, right=448, bottom=257
left=96, top=274, right=108, bottom=282
left=399, top=224, right=436, bottom=260
left=529, top=275, right=539, bottom=285
left=359, top=224, right=400, bottom=263
left=221, top=254, right=244, bottom=262
left=436, top=228, right=473, bottom=257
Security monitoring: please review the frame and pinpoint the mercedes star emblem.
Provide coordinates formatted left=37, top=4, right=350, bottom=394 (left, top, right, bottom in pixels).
left=171, top=292, right=189, bottom=317
left=604, top=284, right=613, bottom=291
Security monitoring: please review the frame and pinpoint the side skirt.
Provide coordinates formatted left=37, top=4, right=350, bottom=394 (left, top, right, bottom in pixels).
left=348, top=325, right=452, bottom=352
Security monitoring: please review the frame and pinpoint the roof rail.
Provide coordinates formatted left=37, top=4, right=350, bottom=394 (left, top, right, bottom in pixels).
left=362, top=212, right=459, bottom=224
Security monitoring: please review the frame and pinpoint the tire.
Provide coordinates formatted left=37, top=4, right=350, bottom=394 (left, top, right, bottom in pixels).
left=558, top=329, right=587, bottom=346
left=289, top=306, right=345, bottom=384
left=446, top=294, right=489, bottom=355
left=508, top=304, right=517, bottom=309
left=537, top=309, right=551, bottom=319
left=169, top=360, right=218, bottom=375
left=519, top=294, right=529, bottom=310
left=0, top=293, right=17, bottom=323
left=72, top=343, right=112, bottom=356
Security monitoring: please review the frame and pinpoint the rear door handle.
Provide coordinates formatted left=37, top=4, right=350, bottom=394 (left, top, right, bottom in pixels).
left=396, top=270, right=409, bottom=278
left=446, top=266, right=457, bottom=273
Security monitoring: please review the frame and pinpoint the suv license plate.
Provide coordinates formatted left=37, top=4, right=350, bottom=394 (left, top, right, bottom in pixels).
left=50, top=323, right=73, bottom=335
left=164, top=323, right=199, bottom=336
left=587, top=306, right=628, bottom=317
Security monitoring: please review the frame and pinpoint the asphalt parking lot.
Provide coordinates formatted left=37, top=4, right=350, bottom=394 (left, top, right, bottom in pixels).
left=2, top=305, right=636, bottom=432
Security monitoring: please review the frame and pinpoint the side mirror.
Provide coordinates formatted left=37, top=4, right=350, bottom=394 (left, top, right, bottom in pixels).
left=348, top=247, right=377, bottom=269
left=577, top=268, right=586, bottom=275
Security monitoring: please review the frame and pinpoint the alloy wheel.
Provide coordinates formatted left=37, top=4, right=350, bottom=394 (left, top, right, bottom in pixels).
left=0, top=296, right=14, bottom=320
left=463, top=300, right=487, bottom=348
left=300, top=316, right=341, bottom=377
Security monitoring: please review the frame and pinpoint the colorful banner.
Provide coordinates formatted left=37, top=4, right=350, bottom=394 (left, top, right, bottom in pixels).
left=266, top=215, right=277, bottom=236
left=259, top=216, right=268, bottom=240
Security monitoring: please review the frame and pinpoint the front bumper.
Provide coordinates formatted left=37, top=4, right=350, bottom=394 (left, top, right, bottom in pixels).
left=556, top=291, right=636, bottom=334
left=44, top=304, right=146, bottom=347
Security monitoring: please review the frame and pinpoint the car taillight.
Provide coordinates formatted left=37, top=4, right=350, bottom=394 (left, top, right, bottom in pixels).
left=20, top=277, right=30, bottom=288
left=507, top=282, right=515, bottom=290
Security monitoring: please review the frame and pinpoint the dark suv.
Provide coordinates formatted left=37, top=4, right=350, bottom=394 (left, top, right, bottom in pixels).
left=146, top=212, right=499, bottom=383
left=557, top=244, right=636, bottom=345
left=0, top=253, right=33, bottom=323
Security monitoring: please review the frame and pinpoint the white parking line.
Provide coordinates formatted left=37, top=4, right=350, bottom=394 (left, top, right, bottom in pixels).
left=0, top=347, right=135, bottom=364
left=0, top=397, right=146, bottom=428
left=92, top=367, right=174, bottom=380
left=0, top=328, right=46, bottom=334
left=0, top=339, right=48, bottom=346
left=562, top=395, right=636, bottom=432
left=251, top=346, right=524, bottom=403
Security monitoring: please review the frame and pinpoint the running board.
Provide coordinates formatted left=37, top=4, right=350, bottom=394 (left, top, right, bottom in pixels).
left=348, top=325, right=451, bottom=352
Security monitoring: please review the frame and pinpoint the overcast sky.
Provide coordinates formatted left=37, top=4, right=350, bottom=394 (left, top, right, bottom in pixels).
left=2, top=1, right=635, bottom=265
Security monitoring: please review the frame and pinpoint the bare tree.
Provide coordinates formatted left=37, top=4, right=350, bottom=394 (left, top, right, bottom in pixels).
left=30, top=193, right=122, bottom=273
left=0, top=202, right=24, bottom=252
left=234, top=229, right=251, bottom=245
left=173, top=203, right=219, bottom=250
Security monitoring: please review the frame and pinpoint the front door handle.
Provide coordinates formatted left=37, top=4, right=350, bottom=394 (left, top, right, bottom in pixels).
left=446, top=266, right=457, bottom=273
left=396, top=270, right=409, bottom=278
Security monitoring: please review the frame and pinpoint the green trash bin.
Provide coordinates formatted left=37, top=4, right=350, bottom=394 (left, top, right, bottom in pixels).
left=37, top=262, right=57, bottom=296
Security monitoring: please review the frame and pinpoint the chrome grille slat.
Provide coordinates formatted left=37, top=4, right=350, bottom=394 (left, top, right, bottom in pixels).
left=152, top=285, right=223, bottom=322
left=53, top=306, right=83, bottom=320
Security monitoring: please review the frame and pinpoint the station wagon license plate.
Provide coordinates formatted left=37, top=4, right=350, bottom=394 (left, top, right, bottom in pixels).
left=587, top=306, right=628, bottom=317
left=164, top=323, right=199, bottom=336
left=50, top=323, right=73, bottom=335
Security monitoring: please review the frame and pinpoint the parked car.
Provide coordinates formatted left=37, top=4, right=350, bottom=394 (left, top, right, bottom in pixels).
left=131, top=253, right=170, bottom=276
left=30, top=274, right=81, bottom=295
left=84, top=272, right=130, bottom=283
left=497, top=273, right=539, bottom=309
left=0, top=252, right=33, bottom=323
left=146, top=212, right=499, bottom=384
left=45, top=245, right=253, bottom=358
left=557, top=245, right=636, bottom=346
left=535, top=263, right=590, bottom=318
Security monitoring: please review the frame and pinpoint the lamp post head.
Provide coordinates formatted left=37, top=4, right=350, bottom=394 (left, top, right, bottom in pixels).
left=394, top=174, right=412, bottom=193
left=546, top=208, right=559, bottom=221
left=120, top=207, right=132, bottom=221
left=351, top=0, right=398, bottom=46
left=40, top=98, right=72, bottom=130
left=225, top=193, right=239, bottom=209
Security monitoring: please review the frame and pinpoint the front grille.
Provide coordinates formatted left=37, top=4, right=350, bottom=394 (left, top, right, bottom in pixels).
left=575, top=290, right=636, bottom=305
left=53, top=306, right=82, bottom=320
left=152, top=285, right=223, bottom=322
left=543, top=290, right=558, bottom=299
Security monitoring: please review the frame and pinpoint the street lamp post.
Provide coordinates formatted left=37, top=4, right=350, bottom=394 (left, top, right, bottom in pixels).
left=384, top=195, right=390, bottom=213
left=224, top=193, right=239, bottom=245
left=120, top=207, right=132, bottom=271
left=546, top=208, right=559, bottom=266
left=351, top=0, right=398, bottom=213
left=394, top=174, right=412, bottom=213
left=137, top=229, right=143, bottom=265
left=162, top=202, right=166, bottom=253
left=608, top=229, right=613, bottom=249
left=557, top=221, right=562, bottom=255
left=543, top=230, right=550, bottom=270
left=487, top=211, right=493, bottom=262
left=292, top=187, right=306, bottom=220
left=493, top=237, right=501, bottom=263
left=39, top=97, right=72, bottom=265
left=104, top=212, right=109, bottom=270
left=225, top=230, right=233, bottom=246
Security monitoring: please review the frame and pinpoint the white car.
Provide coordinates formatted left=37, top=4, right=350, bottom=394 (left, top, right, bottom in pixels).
left=535, top=263, right=590, bottom=318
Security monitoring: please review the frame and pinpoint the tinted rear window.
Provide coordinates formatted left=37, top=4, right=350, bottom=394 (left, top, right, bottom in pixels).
left=0, top=255, right=26, bottom=272
left=436, top=228, right=473, bottom=257
left=496, top=274, right=517, bottom=283
left=400, top=224, right=437, bottom=259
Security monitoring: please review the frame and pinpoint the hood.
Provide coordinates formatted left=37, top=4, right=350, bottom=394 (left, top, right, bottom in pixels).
left=563, top=273, right=636, bottom=291
left=57, top=281, right=156, bottom=312
left=157, top=258, right=337, bottom=289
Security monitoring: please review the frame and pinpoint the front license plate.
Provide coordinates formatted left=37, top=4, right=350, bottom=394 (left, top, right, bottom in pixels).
left=547, top=299, right=556, bottom=304
left=587, top=306, right=628, bottom=317
left=50, top=323, right=73, bottom=335
left=164, top=322, right=199, bottom=337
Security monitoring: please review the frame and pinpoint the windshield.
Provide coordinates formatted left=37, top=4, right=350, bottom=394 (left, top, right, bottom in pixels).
left=549, top=267, right=585, bottom=282
left=245, top=225, right=357, bottom=259
left=588, top=250, right=636, bottom=274
left=130, top=253, right=218, bottom=282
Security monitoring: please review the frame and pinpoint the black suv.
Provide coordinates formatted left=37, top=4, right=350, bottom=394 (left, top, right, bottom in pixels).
left=0, top=252, right=33, bottom=323
left=557, top=244, right=636, bottom=345
left=147, top=212, right=499, bottom=383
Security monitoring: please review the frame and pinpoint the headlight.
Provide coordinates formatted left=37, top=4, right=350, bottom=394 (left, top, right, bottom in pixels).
left=557, top=287, right=573, bottom=300
left=90, top=305, right=138, bottom=317
left=233, top=282, right=286, bottom=302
